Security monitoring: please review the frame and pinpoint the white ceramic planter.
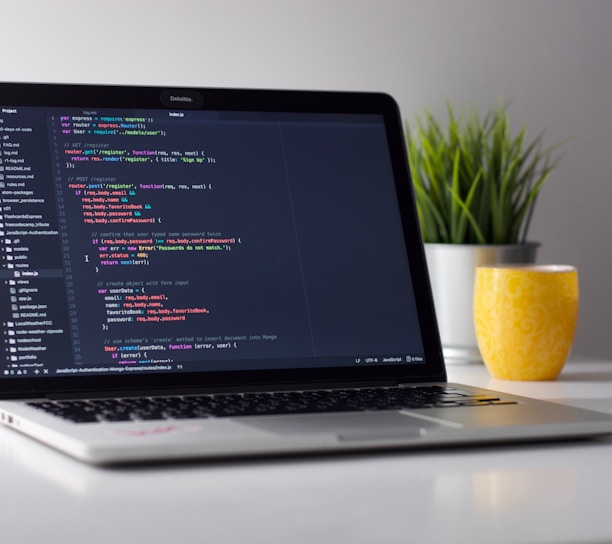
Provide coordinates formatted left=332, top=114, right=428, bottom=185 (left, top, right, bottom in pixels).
left=424, top=242, right=539, bottom=363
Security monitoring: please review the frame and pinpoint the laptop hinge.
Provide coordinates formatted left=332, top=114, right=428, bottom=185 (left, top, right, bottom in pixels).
left=44, top=379, right=405, bottom=400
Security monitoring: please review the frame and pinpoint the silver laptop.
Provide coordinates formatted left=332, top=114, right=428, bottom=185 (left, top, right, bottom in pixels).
left=1, top=82, right=611, bottom=465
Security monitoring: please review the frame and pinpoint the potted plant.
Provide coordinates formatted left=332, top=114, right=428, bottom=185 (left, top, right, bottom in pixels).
left=405, top=102, right=567, bottom=362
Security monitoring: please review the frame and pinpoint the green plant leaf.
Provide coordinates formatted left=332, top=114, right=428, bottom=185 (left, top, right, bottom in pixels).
left=405, top=101, right=570, bottom=244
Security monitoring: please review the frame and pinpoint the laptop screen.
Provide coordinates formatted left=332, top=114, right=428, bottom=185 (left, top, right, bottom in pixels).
left=0, top=83, right=444, bottom=395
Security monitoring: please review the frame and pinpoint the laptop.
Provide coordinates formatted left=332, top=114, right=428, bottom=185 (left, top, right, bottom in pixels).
left=1, top=81, right=611, bottom=465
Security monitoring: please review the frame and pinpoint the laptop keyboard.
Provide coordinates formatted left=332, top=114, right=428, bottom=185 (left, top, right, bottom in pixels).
left=26, top=385, right=517, bottom=424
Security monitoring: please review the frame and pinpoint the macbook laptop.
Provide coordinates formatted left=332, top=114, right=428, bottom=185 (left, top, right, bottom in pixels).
left=0, top=81, right=611, bottom=465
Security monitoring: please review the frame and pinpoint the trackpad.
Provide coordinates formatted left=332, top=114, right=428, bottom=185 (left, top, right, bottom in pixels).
left=241, top=411, right=447, bottom=441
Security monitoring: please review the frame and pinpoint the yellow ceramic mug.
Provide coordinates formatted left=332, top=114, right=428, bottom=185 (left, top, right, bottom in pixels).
left=473, top=265, right=579, bottom=380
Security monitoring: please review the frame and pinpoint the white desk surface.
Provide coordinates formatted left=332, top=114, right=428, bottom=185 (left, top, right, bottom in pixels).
left=2, top=357, right=612, bottom=544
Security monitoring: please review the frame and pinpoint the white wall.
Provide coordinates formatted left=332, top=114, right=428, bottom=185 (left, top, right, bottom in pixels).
left=3, top=0, right=612, bottom=357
